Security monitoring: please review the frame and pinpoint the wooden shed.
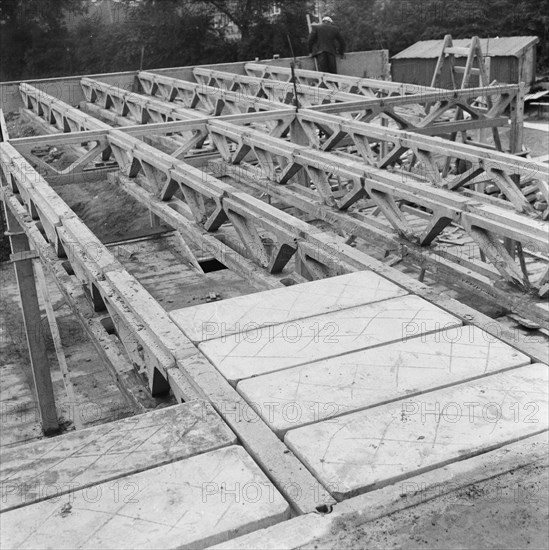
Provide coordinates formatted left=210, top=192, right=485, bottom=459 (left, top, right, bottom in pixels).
left=391, top=36, right=539, bottom=88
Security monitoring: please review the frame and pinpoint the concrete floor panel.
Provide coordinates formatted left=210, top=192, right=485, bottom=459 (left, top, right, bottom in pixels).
left=170, top=271, right=407, bottom=343
left=238, top=325, right=531, bottom=435
left=199, top=295, right=462, bottom=384
left=0, top=445, right=290, bottom=550
left=0, top=401, right=235, bottom=512
left=284, top=363, right=549, bottom=500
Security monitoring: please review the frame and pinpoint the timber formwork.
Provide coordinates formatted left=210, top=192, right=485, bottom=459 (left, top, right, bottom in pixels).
left=1, top=57, right=548, bottom=548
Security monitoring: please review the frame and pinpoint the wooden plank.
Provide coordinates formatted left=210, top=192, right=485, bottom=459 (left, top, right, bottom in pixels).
left=509, top=83, right=526, bottom=154
left=0, top=401, right=235, bottom=512
left=285, top=363, right=549, bottom=500
left=170, top=271, right=407, bottom=343
left=237, top=325, right=531, bottom=435
left=3, top=204, right=59, bottom=435
left=199, top=295, right=462, bottom=385
left=0, top=446, right=290, bottom=550
left=416, top=116, right=508, bottom=135
left=0, top=108, right=9, bottom=141
left=12, top=128, right=109, bottom=147
left=33, top=261, right=83, bottom=429
left=9, top=110, right=293, bottom=148
left=306, top=84, right=519, bottom=115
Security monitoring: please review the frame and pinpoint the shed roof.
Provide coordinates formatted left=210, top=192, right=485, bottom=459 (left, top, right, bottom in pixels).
left=392, top=36, right=539, bottom=60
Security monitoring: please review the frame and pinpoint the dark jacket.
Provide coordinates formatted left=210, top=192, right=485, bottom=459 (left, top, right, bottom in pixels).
left=308, top=23, right=346, bottom=56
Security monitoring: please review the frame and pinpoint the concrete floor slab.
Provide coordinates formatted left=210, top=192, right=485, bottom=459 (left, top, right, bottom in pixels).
left=238, top=325, right=531, bottom=435
left=0, top=446, right=290, bottom=550
left=170, top=271, right=407, bottom=343
left=0, top=401, right=235, bottom=512
left=200, top=295, right=462, bottom=384
left=285, top=363, right=549, bottom=501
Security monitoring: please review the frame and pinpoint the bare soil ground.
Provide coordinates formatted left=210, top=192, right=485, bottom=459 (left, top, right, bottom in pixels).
left=54, top=179, right=170, bottom=243
left=2, top=114, right=169, bottom=248
left=522, top=127, right=549, bottom=157
left=0, top=261, right=135, bottom=447
left=300, top=456, right=548, bottom=550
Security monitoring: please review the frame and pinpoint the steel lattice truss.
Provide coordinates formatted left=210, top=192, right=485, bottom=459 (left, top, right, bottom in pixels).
left=244, top=62, right=442, bottom=96
left=4, top=65, right=549, bottom=338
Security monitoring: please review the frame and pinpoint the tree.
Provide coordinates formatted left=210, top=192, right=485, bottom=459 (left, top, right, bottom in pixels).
left=98, top=1, right=233, bottom=71
left=0, top=0, right=85, bottom=80
left=193, top=0, right=313, bottom=59
left=334, top=0, right=549, bottom=70
left=333, top=0, right=379, bottom=52
left=3, top=0, right=546, bottom=81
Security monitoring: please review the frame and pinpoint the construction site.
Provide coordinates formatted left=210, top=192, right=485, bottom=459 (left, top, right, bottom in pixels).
left=0, top=30, right=548, bottom=550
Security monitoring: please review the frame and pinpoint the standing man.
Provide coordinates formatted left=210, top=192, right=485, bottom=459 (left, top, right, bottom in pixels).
left=308, top=16, right=346, bottom=74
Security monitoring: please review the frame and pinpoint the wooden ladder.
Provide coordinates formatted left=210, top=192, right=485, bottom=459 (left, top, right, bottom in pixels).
left=431, top=34, right=491, bottom=89
left=431, top=35, right=503, bottom=158
left=432, top=36, right=529, bottom=265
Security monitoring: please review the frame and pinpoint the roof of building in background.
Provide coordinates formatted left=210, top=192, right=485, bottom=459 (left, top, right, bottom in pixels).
left=392, top=36, right=539, bottom=60
left=525, top=90, right=549, bottom=102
